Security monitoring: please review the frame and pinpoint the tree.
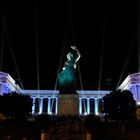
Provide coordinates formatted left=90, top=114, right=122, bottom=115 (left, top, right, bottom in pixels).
left=0, top=92, right=32, bottom=120
left=84, top=115, right=101, bottom=131
left=35, top=114, right=53, bottom=130
left=102, top=89, right=136, bottom=121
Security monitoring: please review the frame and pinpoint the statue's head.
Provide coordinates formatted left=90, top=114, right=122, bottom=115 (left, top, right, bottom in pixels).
left=71, top=46, right=76, bottom=50
left=67, top=52, right=73, bottom=60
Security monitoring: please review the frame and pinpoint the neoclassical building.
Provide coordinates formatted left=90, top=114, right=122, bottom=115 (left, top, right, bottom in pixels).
left=0, top=71, right=140, bottom=116
left=118, top=72, right=140, bottom=105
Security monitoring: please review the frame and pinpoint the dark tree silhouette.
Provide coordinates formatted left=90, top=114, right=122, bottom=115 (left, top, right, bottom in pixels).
left=102, top=89, right=136, bottom=121
left=35, top=114, right=53, bottom=130
left=0, top=92, right=32, bottom=120
left=84, top=115, right=101, bottom=131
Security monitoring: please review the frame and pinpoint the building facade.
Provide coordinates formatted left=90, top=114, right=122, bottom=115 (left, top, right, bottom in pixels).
left=0, top=72, right=21, bottom=95
left=118, top=72, right=140, bottom=105
left=1, top=71, right=140, bottom=116
left=20, top=90, right=110, bottom=116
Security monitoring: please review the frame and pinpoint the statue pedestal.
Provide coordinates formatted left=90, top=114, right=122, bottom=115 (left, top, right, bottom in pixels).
left=58, top=94, right=79, bottom=116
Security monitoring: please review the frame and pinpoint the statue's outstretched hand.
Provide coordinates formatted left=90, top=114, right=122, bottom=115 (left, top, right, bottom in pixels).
left=71, top=46, right=77, bottom=50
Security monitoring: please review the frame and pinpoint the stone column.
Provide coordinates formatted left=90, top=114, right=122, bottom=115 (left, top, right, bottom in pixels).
left=87, top=98, right=90, bottom=115
left=48, top=98, right=51, bottom=114
left=39, top=98, right=43, bottom=114
left=79, top=98, right=82, bottom=115
left=32, top=98, right=36, bottom=114
left=137, top=85, right=140, bottom=102
left=134, top=85, right=138, bottom=102
left=0, top=83, right=2, bottom=95
left=82, top=98, right=87, bottom=114
left=94, top=98, right=99, bottom=115
left=55, top=98, right=58, bottom=115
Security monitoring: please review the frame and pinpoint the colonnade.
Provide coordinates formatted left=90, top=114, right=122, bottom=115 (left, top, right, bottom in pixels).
left=32, top=97, right=58, bottom=115
left=79, top=98, right=102, bottom=115
left=32, top=97, right=103, bottom=116
left=130, top=85, right=140, bottom=104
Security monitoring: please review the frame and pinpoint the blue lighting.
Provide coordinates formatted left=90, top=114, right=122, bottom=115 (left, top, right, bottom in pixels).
left=48, top=112, right=52, bottom=115
left=95, top=98, right=99, bottom=115
left=4, top=71, right=140, bottom=116
left=84, top=112, right=88, bottom=115
left=39, top=98, right=43, bottom=114
left=79, top=98, right=82, bottom=115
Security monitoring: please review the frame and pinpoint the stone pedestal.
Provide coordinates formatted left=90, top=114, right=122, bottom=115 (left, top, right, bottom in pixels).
left=58, top=94, right=79, bottom=116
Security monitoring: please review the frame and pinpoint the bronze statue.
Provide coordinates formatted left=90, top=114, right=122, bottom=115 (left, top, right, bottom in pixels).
left=58, top=46, right=81, bottom=94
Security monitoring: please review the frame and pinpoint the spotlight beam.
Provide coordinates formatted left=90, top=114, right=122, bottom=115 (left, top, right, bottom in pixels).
left=2, top=14, right=24, bottom=89
left=34, top=1, right=40, bottom=90
left=0, top=30, right=4, bottom=71
left=116, top=37, right=136, bottom=89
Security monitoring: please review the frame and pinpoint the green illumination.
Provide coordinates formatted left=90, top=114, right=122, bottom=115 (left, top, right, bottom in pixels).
left=58, top=46, right=81, bottom=93
left=58, top=63, right=75, bottom=86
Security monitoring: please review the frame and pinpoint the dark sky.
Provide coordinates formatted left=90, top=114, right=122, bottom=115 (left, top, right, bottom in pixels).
left=0, top=0, right=138, bottom=90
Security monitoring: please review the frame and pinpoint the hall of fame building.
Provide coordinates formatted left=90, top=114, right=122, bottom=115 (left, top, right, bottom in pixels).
left=0, top=71, right=140, bottom=116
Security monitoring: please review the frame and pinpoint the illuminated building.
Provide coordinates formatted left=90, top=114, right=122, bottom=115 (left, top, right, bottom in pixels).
left=1, top=71, right=140, bottom=116
left=118, top=72, right=140, bottom=105
left=0, top=72, right=21, bottom=95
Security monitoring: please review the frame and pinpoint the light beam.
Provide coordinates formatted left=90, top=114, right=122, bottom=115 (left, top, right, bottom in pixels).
left=2, top=15, right=24, bottom=89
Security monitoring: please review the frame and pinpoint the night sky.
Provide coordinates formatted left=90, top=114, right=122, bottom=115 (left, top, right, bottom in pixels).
left=0, top=0, right=138, bottom=90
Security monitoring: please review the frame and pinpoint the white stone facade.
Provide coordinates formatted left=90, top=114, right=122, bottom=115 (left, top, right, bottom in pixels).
left=2, top=71, right=140, bottom=115
left=118, top=72, right=140, bottom=105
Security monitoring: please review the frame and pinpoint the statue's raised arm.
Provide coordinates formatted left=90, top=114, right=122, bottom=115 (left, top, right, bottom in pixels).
left=71, top=46, right=81, bottom=68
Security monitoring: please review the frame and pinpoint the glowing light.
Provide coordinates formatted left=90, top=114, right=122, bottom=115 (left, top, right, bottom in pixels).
left=0, top=31, right=4, bottom=71
left=82, top=98, right=87, bottom=115
left=50, top=98, right=56, bottom=114
left=84, top=112, right=88, bottom=115
left=2, top=17, right=24, bottom=89
left=79, top=98, right=82, bottom=115
left=49, top=112, right=52, bottom=115
left=98, top=37, right=104, bottom=91
left=138, top=3, right=140, bottom=72
left=95, top=112, right=99, bottom=116
left=39, top=98, right=43, bottom=114
left=95, top=98, right=99, bottom=116
left=35, top=33, right=40, bottom=90
left=137, top=102, right=140, bottom=105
